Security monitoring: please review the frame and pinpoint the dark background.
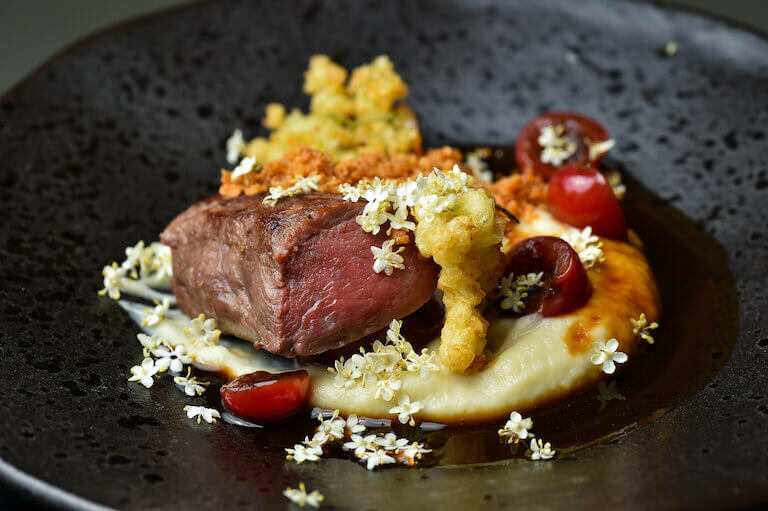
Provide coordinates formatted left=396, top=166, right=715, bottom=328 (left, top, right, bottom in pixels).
left=0, top=0, right=766, bottom=509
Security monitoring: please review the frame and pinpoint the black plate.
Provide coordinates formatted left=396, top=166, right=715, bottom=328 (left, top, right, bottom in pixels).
left=1, top=0, right=767, bottom=509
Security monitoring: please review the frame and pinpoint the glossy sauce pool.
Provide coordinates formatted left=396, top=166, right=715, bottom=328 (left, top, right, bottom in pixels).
left=198, top=150, right=739, bottom=466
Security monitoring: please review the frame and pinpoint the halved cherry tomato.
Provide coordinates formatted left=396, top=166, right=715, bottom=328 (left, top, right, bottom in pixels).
left=548, top=165, right=627, bottom=240
left=515, top=111, right=610, bottom=180
left=502, top=236, right=591, bottom=317
left=221, top=370, right=310, bottom=422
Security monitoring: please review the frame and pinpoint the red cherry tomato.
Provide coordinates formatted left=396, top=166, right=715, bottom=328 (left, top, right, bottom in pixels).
left=515, top=111, right=610, bottom=180
left=221, top=370, right=310, bottom=422
left=502, top=236, right=591, bottom=317
left=548, top=165, right=627, bottom=240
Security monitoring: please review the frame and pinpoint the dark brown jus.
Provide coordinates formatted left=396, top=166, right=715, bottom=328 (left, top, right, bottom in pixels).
left=160, top=192, right=439, bottom=357
left=501, top=236, right=591, bottom=317
left=221, top=370, right=310, bottom=423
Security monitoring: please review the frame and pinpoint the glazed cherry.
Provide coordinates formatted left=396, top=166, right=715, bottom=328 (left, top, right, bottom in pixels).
left=548, top=165, right=627, bottom=240
left=221, top=370, right=310, bottom=422
left=515, top=111, right=611, bottom=180
left=502, top=236, right=591, bottom=317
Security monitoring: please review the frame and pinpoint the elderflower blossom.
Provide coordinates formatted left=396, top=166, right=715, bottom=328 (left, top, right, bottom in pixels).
left=375, top=377, right=402, bottom=401
left=137, top=332, right=163, bottom=357
left=464, top=148, right=493, bottom=181
left=345, top=414, right=366, bottom=434
left=173, top=368, right=209, bottom=396
left=375, top=432, right=409, bottom=452
left=128, top=358, right=159, bottom=388
left=529, top=438, right=556, bottom=460
left=231, top=155, right=258, bottom=179
left=359, top=446, right=396, bottom=470
left=499, top=272, right=545, bottom=312
left=99, top=263, right=126, bottom=300
left=399, top=441, right=431, bottom=466
left=561, top=226, right=605, bottom=269
left=538, top=124, right=577, bottom=166
left=142, top=297, right=170, bottom=327
left=183, top=405, right=220, bottom=424
left=606, top=170, right=626, bottom=200
left=341, top=166, right=474, bottom=273
left=326, top=320, right=438, bottom=402
left=183, top=314, right=221, bottom=346
left=405, top=349, right=440, bottom=378
left=371, top=239, right=405, bottom=276
left=98, top=241, right=174, bottom=299
left=497, top=411, right=534, bottom=443
left=330, top=357, right=363, bottom=388
left=302, top=432, right=331, bottom=453
left=152, top=343, right=192, bottom=373
left=263, top=174, right=321, bottom=206
left=343, top=433, right=378, bottom=457
left=631, top=313, right=659, bottom=344
left=225, top=129, right=245, bottom=165
left=316, top=410, right=346, bottom=440
left=590, top=339, right=628, bottom=375
left=285, top=443, right=322, bottom=464
left=389, top=395, right=423, bottom=426
left=588, top=138, right=616, bottom=161
left=283, top=483, right=324, bottom=509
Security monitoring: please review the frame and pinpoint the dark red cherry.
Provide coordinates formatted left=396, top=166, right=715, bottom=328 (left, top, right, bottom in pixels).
left=548, top=165, right=627, bottom=240
left=502, top=236, right=591, bottom=317
left=221, top=370, right=310, bottom=422
left=515, top=111, right=611, bottom=180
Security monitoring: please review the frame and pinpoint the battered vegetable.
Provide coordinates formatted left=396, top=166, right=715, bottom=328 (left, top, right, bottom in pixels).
left=413, top=180, right=507, bottom=373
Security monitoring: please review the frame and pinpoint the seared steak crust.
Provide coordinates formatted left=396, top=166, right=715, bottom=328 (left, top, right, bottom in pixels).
left=160, top=193, right=438, bottom=356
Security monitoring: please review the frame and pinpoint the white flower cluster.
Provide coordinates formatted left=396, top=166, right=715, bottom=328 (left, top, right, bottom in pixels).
left=130, top=332, right=195, bottom=388
left=497, top=411, right=556, bottom=460
left=529, top=439, right=555, bottom=461
left=537, top=124, right=577, bottom=166
left=263, top=174, right=322, bottom=206
left=561, top=226, right=605, bottom=269
left=283, top=482, right=324, bottom=509
left=497, top=411, right=535, bottom=444
left=142, top=297, right=170, bottom=327
left=183, top=313, right=221, bottom=347
left=464, top=148, right=493, bottom=182
left=340, top=165, right=474, bottom=275
left=327, top=320, right=436, bottom=423
left=631, top=313, right=659, bottom=344
left=99, top=241, right=173, bottom=300
left=371, top=239, right=405, bottom=276
left=499, top=272, right=544, bottom=312
left=285, top=410, right=431, bottom=470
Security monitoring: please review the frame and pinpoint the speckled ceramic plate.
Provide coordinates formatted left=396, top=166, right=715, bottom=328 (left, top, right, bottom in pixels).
left=1, top=0, right=767, bottom=509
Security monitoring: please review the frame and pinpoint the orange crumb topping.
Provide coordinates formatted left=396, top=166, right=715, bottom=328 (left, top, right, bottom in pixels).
left=219, top=145, right=548, bottom=226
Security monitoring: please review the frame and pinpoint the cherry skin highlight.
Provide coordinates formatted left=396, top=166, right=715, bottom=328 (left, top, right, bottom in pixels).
left=548, top=165, right=627, bottom=240
left=221, top=369, right=310, bottom=422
